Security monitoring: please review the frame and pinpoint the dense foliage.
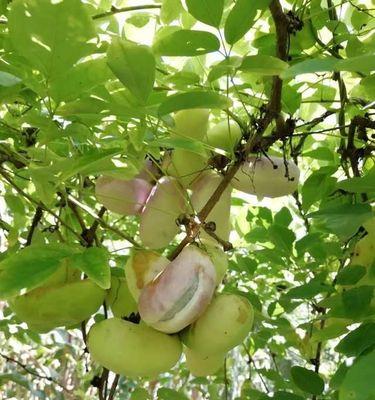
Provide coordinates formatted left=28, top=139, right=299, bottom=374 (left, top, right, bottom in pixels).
left=0, top=0, right=374, bottom=399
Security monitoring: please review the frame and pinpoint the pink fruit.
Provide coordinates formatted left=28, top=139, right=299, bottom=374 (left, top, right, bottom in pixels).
left=138, top=245, right=217, bottom=334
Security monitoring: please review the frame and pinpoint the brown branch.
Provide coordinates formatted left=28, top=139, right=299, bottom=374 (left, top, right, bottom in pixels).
left=170, top=0, right=289, bottom=260
left=108, top=374, right=120, bottom=400
left=0, top=352, right=71, bottom=393
left=92, top=4, right=161, bottom=20
left=25, top=206, right=43, bottom=246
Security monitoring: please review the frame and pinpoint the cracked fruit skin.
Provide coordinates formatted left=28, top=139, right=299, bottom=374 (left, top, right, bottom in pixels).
left=125, top=249, right=169, bottom=301
left=9, top=280, right=105, bottom=333
left=139, top=176, right=187, bottom=249
left=191, top=171, right=232, bottom=242
left=206, top=120, right=241, bottom=153
left=232, top=156, right=299, bottom=198
left=87, top=318, right=182, bottom=377
left=106, top=277, right=138, bottom=318
left=95, top=176, right=152, bottom=215
left=139, top=246, right=216, bottom=334
left=181, top=293, right=254, bottom=355
left=185, top=347, right=225, bottom=377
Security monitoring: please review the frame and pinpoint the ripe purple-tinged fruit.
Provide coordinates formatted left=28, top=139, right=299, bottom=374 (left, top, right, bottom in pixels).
left=138, top=245, right=217, bottom=334
left=87, top=318, right=182, bottom=378
left=125, top=250, right=169, bottom=301
left=232, top=155, right=299, bottom=198
left=95, top=176, right=152, bottom=215
left=139, top=176, right=187, bottom=249
left=182, top=293, right=254, bottom=355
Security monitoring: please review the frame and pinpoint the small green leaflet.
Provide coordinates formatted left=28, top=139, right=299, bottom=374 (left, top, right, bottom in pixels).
left=0, top=244, right=78, bottom=299
left=336, top=168, right=375, bottom=193
left=336, top=323, right=375, bottom=357
left=307, top=203, right=372, bottom=240
left=158, top=91, right=231, bottom=115
left=0, top=71, right=21, bottom=87
left=67, top=247, right=110, bottom=289
left=185, top=0, right=224, bottom=28
left=339, top=350, right=375, bottom=400
left=239, top=55, right=288, bottom=76
left=153, top=29, right=220, bottom=56
left=225, top=0, right=271, bottom=45
left=107, top=39, right=155, bottom=104
left=291, top=366, right=324, bottom=395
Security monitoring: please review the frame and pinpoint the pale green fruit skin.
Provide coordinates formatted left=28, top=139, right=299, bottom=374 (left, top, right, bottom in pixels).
left=87, top=318, right=182, bottom=378
left=350, top=233, right=375, bottom=285
left=95, top=176, right=152, bottom=215
left=185, top=347, right=225, bottom=377
left=106, top=277, right=138, bottom=318
left=172, top=109, right=210, bottom=140
left=363, top=217, right=375, bottom=236
left=42, top=260, right=81, bottom=287
left=232, top=156, right=299, bottom=198
left=206, top=120, right=242, bottom=153
left=200, top=240, right=228, bottom=285
left=163, top=149, right=209, bottom=188
left=9, top=280, right=105, bottom=333
left=181, top=293, right=254, bottom=355
left=125, top=250, right=169, bottom=301
left=191, top=171, right=232, bottom=241
left=140, top=177, right=187, bottom=249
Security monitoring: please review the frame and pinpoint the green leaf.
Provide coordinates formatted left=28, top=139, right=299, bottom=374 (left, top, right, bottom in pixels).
left=268, top=224, right=295, bottom=255
left=224, top=0, right=270, bottom=45
left=158, top=91, right=231, bottom=115
left=130, top=388, right=151, bottom=400
left=273, top=392, right=304, bottom=400
left=153, top=29, right=220, bottom=56
left=0, top=71, right=21, bottom=87
left=69, top=248, right=110, bottom=289
left=160, top=0, right=183, bottom=24
left=336, top=55, right=375, bottom=73
left=291, top=366, right=324, bottom=395
left=107, top=39, right=155, bottom=104
left=336, top=168, right=375, bottom=193
left=185, top=0, right=224, bottom=27
left=281, top=57, right=338, bottom=79
left=336, top=265, right=367, bottom=285
left=342, top=286, right=373, bottom=319
left=8, top=0, right=95, bottom=80
left=336, top=323, right=375, bottom=357
left=285, top=281, right=334, bottom=300
left=0, top=244, right=77, bottom=299
left=157, top=388, right=189, bottom=400
left=339, top=350, right=375, bottom=400
left=307, top=203, right=372, bottom=240
left=239, top=55, right=288, bottom=75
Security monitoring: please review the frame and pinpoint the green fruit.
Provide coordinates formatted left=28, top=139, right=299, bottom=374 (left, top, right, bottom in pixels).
left=200, top=240, right=228, bottom=285
left=350, top=233, right=375, bottom=285
left=363, top=217, right=375, bottom=235
left=182, top=293, right=254, bottom=355
left=125, top=249, right=169, bottom=301
left=172, top=108, right=210, bottom=140
left=191, top=171, right=232, bottom=242
left=206, top=120, right=241, bottom=153
left=140, top=177, right=187, bottom=249
left=163, top=149, right=209, bottom=188
left=9, top=280, right=105, bottom=333
left=232, top=156, right=299, bottom=198
left=184, top=347, right=224, bottom=377
left=42, top=259, right=81, bottom=287
left=106, top=277, right=138, bottom=318
left=88, top=318, right=182, bottom=377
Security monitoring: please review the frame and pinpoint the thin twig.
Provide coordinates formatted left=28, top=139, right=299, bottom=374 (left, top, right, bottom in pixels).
left=92, top=4, right=161, bottom=20
left=25, top=207, right=43, bottom=246
left=108, top=374, right=120, bottom=400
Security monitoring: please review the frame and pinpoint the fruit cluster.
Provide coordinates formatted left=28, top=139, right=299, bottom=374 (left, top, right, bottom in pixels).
left=9, top=110, right=302, bottom=379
